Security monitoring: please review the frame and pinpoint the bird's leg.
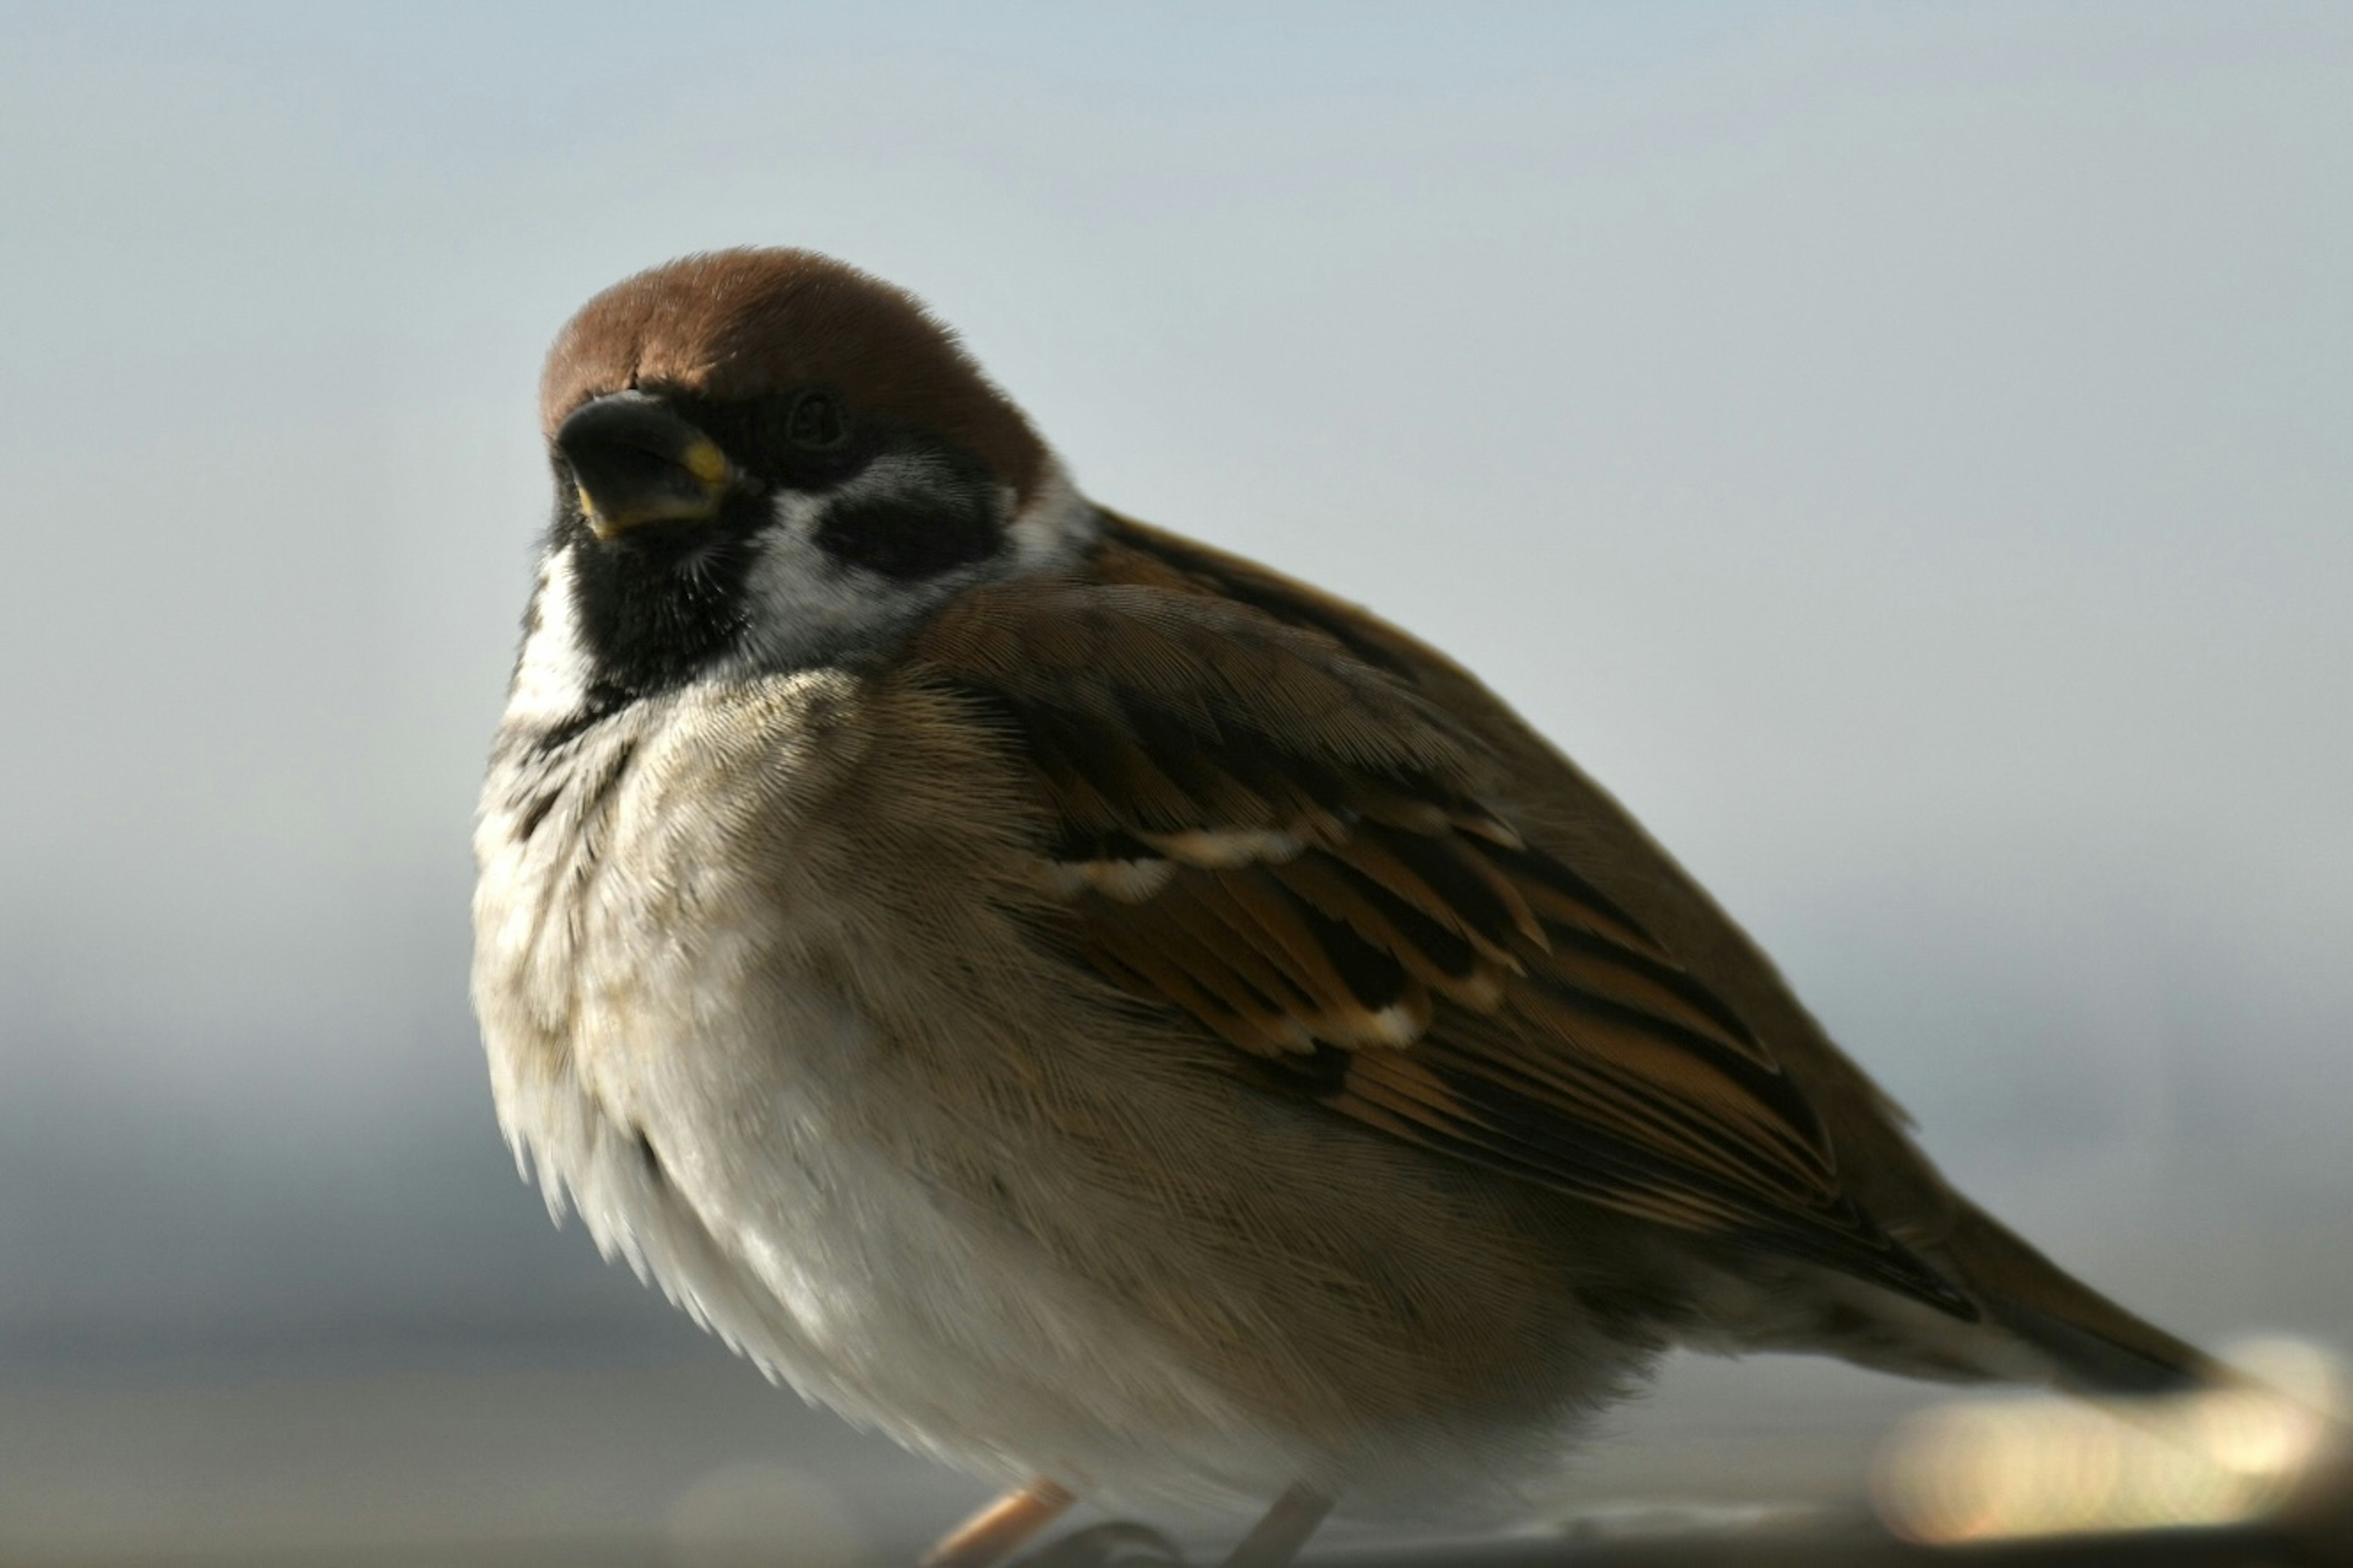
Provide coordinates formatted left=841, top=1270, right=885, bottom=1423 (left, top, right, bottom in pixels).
left=990, top=1481, right=1330, bottom=1568
left=922, top=1478, right=1077, bottom=1568
left=1218, top=1485, right=1332, bottom=1568
left=1009, top=1521, right=1187, bottom=1566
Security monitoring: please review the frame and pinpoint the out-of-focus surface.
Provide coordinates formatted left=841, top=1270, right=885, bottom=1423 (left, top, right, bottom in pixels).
left=1, top=2, right=2347, bottom=1562
left=1874, top=1336, right=2349, bottom=1544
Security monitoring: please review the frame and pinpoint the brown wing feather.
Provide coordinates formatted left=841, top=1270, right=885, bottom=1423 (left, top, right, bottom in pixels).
left=913, top=567, right=1974, bottom=1317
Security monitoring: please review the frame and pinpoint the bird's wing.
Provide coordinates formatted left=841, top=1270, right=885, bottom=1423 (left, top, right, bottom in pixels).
left=909, top=551, right=1972, bottom=1317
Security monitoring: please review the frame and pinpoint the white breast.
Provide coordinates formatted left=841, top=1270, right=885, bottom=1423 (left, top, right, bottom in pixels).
left=469, top=669, right=1309, bottom=1508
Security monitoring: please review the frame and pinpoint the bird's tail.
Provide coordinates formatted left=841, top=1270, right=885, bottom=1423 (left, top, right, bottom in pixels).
left=1936, top=1200, right=2217, bottom=1395
left=1688, top=1200, right=2217, bottom=1396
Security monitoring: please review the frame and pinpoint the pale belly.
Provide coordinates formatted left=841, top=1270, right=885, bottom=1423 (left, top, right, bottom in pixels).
left=470, top=676, right=1650, bottom=1520
left=491, top=989, right=1313, bottom=1507
left=470, top=685, right=1316, bottom=1508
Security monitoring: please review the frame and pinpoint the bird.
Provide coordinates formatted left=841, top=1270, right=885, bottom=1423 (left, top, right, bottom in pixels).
left=471, top=248, right=2213, bottom=1567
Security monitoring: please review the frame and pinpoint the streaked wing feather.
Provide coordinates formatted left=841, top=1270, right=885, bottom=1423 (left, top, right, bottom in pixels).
left=913, top=570, right=1974, bottom=1317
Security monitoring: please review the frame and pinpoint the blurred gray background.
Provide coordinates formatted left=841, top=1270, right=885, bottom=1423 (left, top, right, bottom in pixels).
left=1, top=2, right=2347, bottom=1562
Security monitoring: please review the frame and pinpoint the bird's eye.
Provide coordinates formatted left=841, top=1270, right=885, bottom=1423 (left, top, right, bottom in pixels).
left=780, top=389, right=852, bottom=452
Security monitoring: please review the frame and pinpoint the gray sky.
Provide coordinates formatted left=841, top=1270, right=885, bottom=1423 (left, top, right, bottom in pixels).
left=1, top=0, right=2346, bottom=1404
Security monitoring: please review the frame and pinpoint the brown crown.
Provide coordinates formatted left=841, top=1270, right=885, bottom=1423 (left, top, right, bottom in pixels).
left=539, top=248, right=1048, bottom=502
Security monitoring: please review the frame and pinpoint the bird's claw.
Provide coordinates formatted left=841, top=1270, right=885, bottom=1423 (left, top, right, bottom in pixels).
left=1009, top=1520, right=1190, bottom=1567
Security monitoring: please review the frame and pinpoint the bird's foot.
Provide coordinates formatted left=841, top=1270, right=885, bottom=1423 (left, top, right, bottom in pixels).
left=1009, top=1520, right=1190, bottom=1567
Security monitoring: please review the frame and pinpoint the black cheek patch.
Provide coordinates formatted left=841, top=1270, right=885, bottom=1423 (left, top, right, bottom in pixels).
left=814, top=489, right=1001, bottom=581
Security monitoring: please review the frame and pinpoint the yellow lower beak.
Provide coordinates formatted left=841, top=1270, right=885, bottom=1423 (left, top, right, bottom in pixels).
left=555, top=392, right=734, bottom=540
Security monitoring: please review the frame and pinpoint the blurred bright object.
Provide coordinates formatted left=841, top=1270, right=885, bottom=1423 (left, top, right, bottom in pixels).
left=1872, top=1335, right=2348, bottom=1544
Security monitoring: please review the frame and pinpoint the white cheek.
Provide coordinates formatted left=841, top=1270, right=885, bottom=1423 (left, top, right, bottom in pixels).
left=732, top=453, right=1002, bottom=671
left=575, top=447, right=1100, bottom=681
left=504, top=549, right=594, bottom=724
left=732, top=496, right=906, bottom=670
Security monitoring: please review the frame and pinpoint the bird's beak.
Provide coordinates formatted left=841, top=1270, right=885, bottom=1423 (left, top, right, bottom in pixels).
left=555, top=392, right=734, bottom=540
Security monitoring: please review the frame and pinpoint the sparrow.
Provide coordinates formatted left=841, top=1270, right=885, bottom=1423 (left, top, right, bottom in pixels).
left=472, top=249, right=2213, bottom=1567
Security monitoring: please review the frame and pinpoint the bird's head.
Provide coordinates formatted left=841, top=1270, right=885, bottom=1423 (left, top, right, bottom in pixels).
left=521, top=248, right=1092, bottom=714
